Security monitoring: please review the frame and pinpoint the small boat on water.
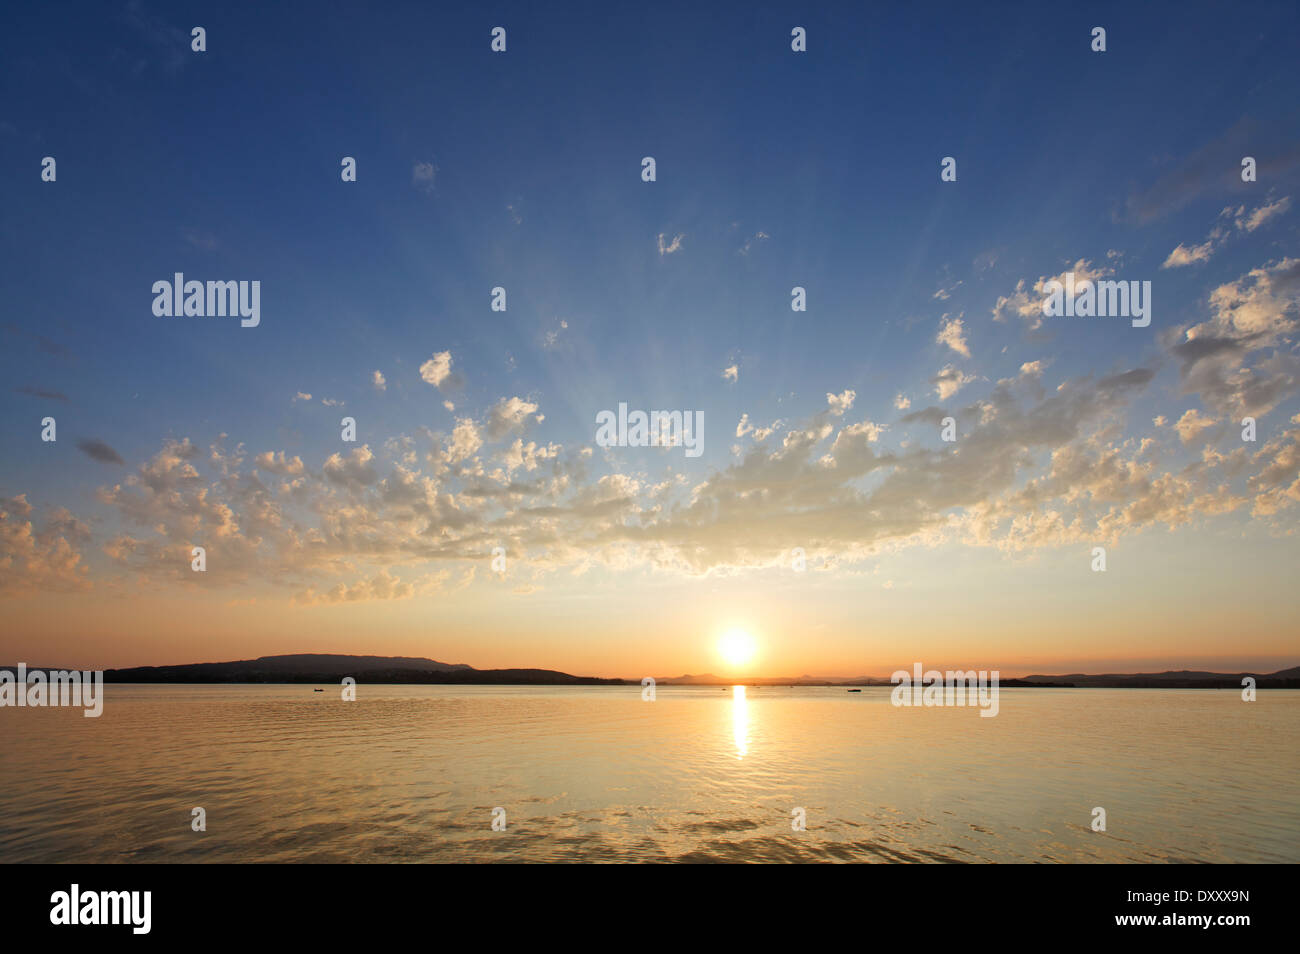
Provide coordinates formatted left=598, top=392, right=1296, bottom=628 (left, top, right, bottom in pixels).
left=847, top=688, right=862, bottom=692
left=313, top=688, right=324, bottom=692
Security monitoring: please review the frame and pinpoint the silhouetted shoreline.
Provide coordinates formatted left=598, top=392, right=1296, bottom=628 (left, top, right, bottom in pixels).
left=3, top=655, right=1297, bottom=688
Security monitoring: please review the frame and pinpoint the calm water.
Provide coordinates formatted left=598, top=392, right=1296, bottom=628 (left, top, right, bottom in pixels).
left=2, top=685, right=1296, bottom=863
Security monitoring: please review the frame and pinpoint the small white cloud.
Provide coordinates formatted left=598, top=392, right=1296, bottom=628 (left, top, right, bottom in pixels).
left=1174, top=408, right=1217, bottom=445
left=826, top=389, right=856, bottom=416
left=372, top=370, right=386, bottom=392
left=488, top=396, right=543, bottom=440
left=1235, top=195, right=1291, bottom=232
left=893, top=393, right=911, bottom=410
left=292, top=392, right=312, bottom=404
left=420, top=351, right=453, bottom=388
left=936, top=314, right=970, bottom=357
left=542, top=319, right=568, bottom=350
left=1162, top=240, right=1215, bottom=269
left=722, top=364, right=739, bottom=382
left=933, top=279, right=963, bottom=301
left=933, top=365, right=974, bottom=400
left=412, top=161, right=437, bottom=192
left=657, top=232, right=684, bottom=256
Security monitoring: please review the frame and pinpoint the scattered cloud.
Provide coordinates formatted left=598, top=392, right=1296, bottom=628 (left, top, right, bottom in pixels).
left=419, top=351, right=453, bottom=388
left=826, top=389, right=856, bottom=416
left=15, top=386, right=68, bottom=402
left=542, top=319, right=568, bottom=350
left=936, top=314, right=970, bottom=357
left=76, top=439, right=124, bottom=465
left=933, top=365, right=975, bottom=400
left=412, top=161, right=437, bottom=193
left=657, top=232, right=684, bottom=256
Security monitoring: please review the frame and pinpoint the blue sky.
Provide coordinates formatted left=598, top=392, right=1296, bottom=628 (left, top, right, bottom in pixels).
left=2, top=1, right=1299, bottom=675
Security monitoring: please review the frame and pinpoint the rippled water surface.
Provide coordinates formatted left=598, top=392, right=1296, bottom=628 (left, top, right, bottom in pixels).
left=2, top=685, right=1296, bottom=862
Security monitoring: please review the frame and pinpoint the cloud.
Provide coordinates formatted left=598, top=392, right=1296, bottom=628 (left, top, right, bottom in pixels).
left=4, top=323, right=70, bottom=358
left=255, top=451, right=305, bottom=476
left=16, top=353, right=1300, bottom=601
left=1162, top=239, right=1216, bottom=269
left=419, top=351, right=453, bottom=388
left=936, top=315, right=970, bottom=357
left=542, top=319, right=568, bottom=350
left=893, top=394, right=911, bottom=410
left=444, top=419, right=483, bottom=463
left=1174, top=409, right=1218, bottom=445
left=738, top=231, right=769, bottom=255
left=0, top=495, right=90, bottom=595
left=487, top=396, right=542, bottom=440
left=123, top=0, right=192, bottom=73
left=76, top=439, right=124, bottom=465
left=323, top=445, right=378, bottom=489
left=826, top=390, right=856, bottom=416
left=182, top=229, right=218, bottom=251
left=993, top=259, right=1114, bottom=330
left=412, top=161, right=437, bottom=192
left=501, top=438, right=561, bottom=475
left=293, top=392, right=312, bottom=403
left=1235, top=194, right=1292, bottom=232
left=1121, top=117, right=1300, bottom=223
left=933, top=365, right=975, bottom=400
left=1165, top=257, right=1300, bottom=419
left=657, top=232, right=684, bottom=256
left=293, top=569, right=419, bottom=606
left=933, top=279, right=963, bottom=301
left=736, top=414, right=782, bottom=441
left=14, top=386, right=68, bottom=402
left=372, top=370, right=387, bottom=392
left=722, top=364, right=739, bottom=382
left=1161, top=197, right=1291, bottom=270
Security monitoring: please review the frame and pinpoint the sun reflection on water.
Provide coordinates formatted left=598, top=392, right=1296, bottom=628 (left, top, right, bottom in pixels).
left=732, top=685, right=748, bottom=759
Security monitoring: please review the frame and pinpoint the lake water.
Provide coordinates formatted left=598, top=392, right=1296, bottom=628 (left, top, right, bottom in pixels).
left=2, top=684, right=1296, bottom=863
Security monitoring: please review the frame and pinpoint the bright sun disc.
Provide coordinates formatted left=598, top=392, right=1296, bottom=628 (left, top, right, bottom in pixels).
left=718, top=629, right=757, bottom=668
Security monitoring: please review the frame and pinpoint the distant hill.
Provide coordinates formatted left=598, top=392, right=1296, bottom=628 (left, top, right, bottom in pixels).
left=4, top=657, right=1295, bottom=688
left=1019, top=667, right=1300, bottom=689
left=656, top=672, right=1062, bottom=687
left=657, top=666, right=1300, bottom=688
left=0, top=654, right=625, bottom=685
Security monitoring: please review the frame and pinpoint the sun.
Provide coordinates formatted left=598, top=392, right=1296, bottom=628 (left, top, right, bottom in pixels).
left=717, top=628, right=758, bottom=669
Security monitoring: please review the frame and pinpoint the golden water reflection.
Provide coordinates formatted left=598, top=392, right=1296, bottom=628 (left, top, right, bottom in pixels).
left=732, top=685, right=748, bottom=759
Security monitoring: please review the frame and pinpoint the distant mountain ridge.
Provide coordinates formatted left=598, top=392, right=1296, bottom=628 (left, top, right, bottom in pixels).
left=4, top=656, right=1296, bottom=688
left=657, top=666, right=1300, bottom=688
left=1018, top=667, right=1300, bottom=689
left=2, top=653, right=622, bottom=685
